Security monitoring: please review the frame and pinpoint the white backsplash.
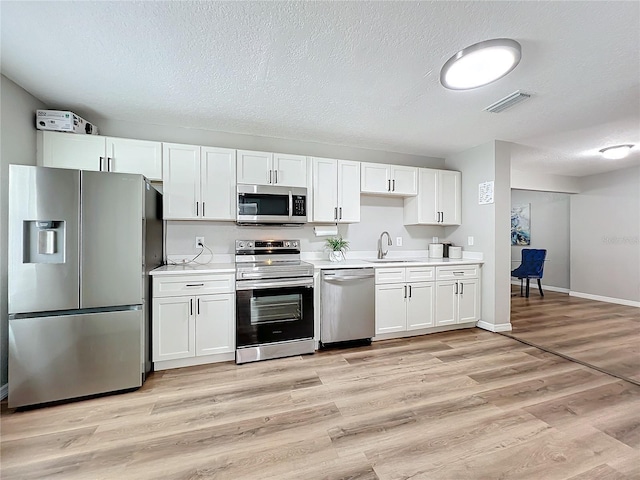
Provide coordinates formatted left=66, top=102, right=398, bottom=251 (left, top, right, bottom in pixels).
left=165, top=196, right=451, bottom=260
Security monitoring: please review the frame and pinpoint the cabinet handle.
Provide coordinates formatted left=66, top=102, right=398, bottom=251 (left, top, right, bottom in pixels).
left=404, top=285, right=407, bottom=298
left=274, top=170, right=278, bottom=184
left=186, top=283, right=204, bottom=287
left=107, top=157, right=112, bottom=172
left=460, top=282, right=464, bottom=295
left=454, top=282, right=458, bottom=294
left=339, top=207, right=342, bottom=220
left=197, top=298, right=200, bottom=315
left=388, top=179, right=391, bottom=191
left=202, top=202, right=205, bottom=217
left=409, top=285, right=412, bottom=298
left=334, top=207, right=338, bottom=220
left=392, top=179, right=395, bottom=191
left=190, top=298, right=193, bottom=315
left=196, top=202, right=199, bottom=216
left=269, top=170, right=272, bottom=184
left=99, top=156, right=105, bottom=171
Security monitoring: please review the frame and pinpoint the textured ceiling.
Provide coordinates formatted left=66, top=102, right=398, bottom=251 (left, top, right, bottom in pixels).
left=1, top=1, right=639, bottom=177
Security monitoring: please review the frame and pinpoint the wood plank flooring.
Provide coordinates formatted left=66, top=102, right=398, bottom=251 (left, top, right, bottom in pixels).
left=508, top=287, right=640, bottom=384
left=2, top=329, right=639, bottom=479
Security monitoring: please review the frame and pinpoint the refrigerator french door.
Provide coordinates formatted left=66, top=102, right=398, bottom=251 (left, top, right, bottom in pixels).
left=8, top=165, right=162, bottom=408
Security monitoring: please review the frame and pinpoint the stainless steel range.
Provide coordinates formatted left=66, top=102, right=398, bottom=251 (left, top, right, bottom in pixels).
left=235, top=239, right=315, bottom=364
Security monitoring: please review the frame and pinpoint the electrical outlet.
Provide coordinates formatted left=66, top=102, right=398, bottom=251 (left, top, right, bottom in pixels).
left=432, top=236, right=439, bottom=244
left=467, top=236, right=474, bottom=246
left=396, top=237, right=403, bottom=247
left=195, top=236, right=205, bottom=249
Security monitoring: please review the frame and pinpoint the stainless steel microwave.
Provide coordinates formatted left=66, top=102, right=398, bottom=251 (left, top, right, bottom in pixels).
left=237, top=184, right=307, bottom=225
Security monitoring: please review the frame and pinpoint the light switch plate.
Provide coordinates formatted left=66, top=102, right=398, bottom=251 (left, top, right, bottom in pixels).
left=467, top=236, right=474, bottom=246
left=396, top=237, right=403, bottom=247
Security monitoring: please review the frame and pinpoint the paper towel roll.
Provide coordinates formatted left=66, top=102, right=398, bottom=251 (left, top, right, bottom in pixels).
left=429, top=243, right=443, bottom=258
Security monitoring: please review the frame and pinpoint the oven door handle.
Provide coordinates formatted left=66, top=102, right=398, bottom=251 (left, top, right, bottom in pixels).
left=236, top=278, right=313, bottom=290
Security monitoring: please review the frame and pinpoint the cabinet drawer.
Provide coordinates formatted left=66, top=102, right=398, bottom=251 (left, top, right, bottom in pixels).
left=406, top=267, right=435, bottom=282
left=153, top=274, right=235, bottom=297
left=436, top=265, right=479, bottom=280
left=375, top=268, right=406, bottom=284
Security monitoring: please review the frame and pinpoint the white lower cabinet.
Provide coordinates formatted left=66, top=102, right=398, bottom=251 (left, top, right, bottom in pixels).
left=152, top=273, right=235, bottom=367
left=435, top=266, right=480, bottom=326
left=375, top=267, right=435, bottom=335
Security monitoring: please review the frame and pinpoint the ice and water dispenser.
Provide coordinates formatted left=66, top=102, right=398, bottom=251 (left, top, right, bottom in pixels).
left=23, top=220, right=66, bottom=264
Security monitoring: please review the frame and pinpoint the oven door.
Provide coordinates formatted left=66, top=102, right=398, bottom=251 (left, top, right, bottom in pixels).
left=236, top=278, right=314, bottom=347
left=237, top=185, right=307, bottom=224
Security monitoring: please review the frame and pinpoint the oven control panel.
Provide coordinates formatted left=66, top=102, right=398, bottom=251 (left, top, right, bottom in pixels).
left=236, top=239, right=300, bottom=253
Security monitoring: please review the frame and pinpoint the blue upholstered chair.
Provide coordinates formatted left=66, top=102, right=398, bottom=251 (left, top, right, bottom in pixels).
left=511, top=249, right=547, bottom=298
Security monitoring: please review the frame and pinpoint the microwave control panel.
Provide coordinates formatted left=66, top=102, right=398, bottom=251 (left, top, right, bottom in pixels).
left=293, top=195, right=306, bottom=216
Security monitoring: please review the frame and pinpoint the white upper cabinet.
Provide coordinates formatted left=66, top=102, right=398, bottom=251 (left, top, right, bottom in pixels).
left=404, top=168, right=461, bottom=225
left=39, top=131, right=162, bottom=181
left=106, top=137, right=162, bottom=180
left=163, top=143, right=236, bottom=221
left=360, top=162, right=417, bottom=196
left=311, top=158, right=360, bottom=223
left=237, top=150, right=307, bottom=187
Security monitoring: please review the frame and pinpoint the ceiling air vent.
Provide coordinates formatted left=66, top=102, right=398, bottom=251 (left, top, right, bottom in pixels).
left=484, top=90, right=531, bottom=113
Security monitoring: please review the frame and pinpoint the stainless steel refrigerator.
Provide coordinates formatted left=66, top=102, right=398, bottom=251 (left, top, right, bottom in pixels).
left=8, top=165, right=163, bottom=408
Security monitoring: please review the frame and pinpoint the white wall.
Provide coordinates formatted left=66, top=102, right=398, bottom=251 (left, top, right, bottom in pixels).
left=167, top=195, right=447, bottom=259
left=570, top=166, right=640, bottom=304
left=511, top=169, right=581, bottom=193
left=511, top=190, right=571, bottom=290
left=96, top=117, right=446, bottom=168
left=0, top=75, right=48, bottom=387
left=444, top=141, right=512, bottom=331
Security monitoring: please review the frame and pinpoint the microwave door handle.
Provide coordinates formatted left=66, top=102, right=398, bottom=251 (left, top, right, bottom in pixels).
left=288, top=191, right=293, bottom=219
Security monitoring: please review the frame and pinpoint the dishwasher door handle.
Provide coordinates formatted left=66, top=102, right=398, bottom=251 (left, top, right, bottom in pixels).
left=324, top=275, right=373, bottom=282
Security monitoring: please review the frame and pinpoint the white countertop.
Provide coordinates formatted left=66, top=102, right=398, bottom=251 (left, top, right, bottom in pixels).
left=150, top=263, right=236, bottom=275
left=306, top=257, right=483, bottom=269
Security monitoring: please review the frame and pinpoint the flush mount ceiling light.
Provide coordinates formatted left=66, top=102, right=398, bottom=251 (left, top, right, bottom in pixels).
left=440, top=38, right=522, bottom=90
left=599, top=144, right=635, bottom=160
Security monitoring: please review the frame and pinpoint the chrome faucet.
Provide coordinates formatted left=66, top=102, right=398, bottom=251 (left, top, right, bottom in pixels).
left=378, top=231, right=392, bottom=259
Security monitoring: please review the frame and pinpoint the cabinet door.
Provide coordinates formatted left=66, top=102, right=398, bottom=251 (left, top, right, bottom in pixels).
left=195, top=294, right=235, bottom=356
left=152, top=296, right=195, bottom=361
left=439, top=170, right=461, bottom=225
left=162, top=143, right=201, bottom=220
left=337, top=160, right=361, bottom=223
left=237, top=150, right=273, bottom=185
left=375, top=283, right=407, bottom=334
left=457, top=279, right=479, bottom=323
left=391, top=166, right=418, bottom=196
left=435, top=281, right=457, bottom=326
left=201, top=147, right=236, bottom=220
left=106, top=137, right=162, bottom=181
left=312, top=157, right=338, bottom=222
left=40, top=131, right=105, bottom=171
left=361, top=162, right=390, bottom=194
left=273, top=153, right=307, bottom=187
left=406, top=282, right=434, bottom=330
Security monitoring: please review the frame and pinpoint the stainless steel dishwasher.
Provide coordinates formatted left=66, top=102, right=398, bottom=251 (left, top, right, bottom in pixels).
left=320, top=268, right=375, bottom=345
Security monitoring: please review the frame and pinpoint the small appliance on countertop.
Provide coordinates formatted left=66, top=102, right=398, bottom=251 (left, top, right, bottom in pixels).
left=235, top=239, right=315, bottom=364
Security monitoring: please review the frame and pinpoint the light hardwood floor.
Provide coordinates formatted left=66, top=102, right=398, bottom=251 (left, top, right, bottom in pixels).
left=2, top=328, right=639, bottom=479
left=508, top=287, right=640, bottom=384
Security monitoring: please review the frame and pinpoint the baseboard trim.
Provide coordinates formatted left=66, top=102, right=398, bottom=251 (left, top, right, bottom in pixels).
left=510, top=280, right=569, bottom=294
left=476, top=320, right=512, bottom=333
left=1, top=383, right=8, bottom=400
left=569, top=291, right=640, bottom=308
